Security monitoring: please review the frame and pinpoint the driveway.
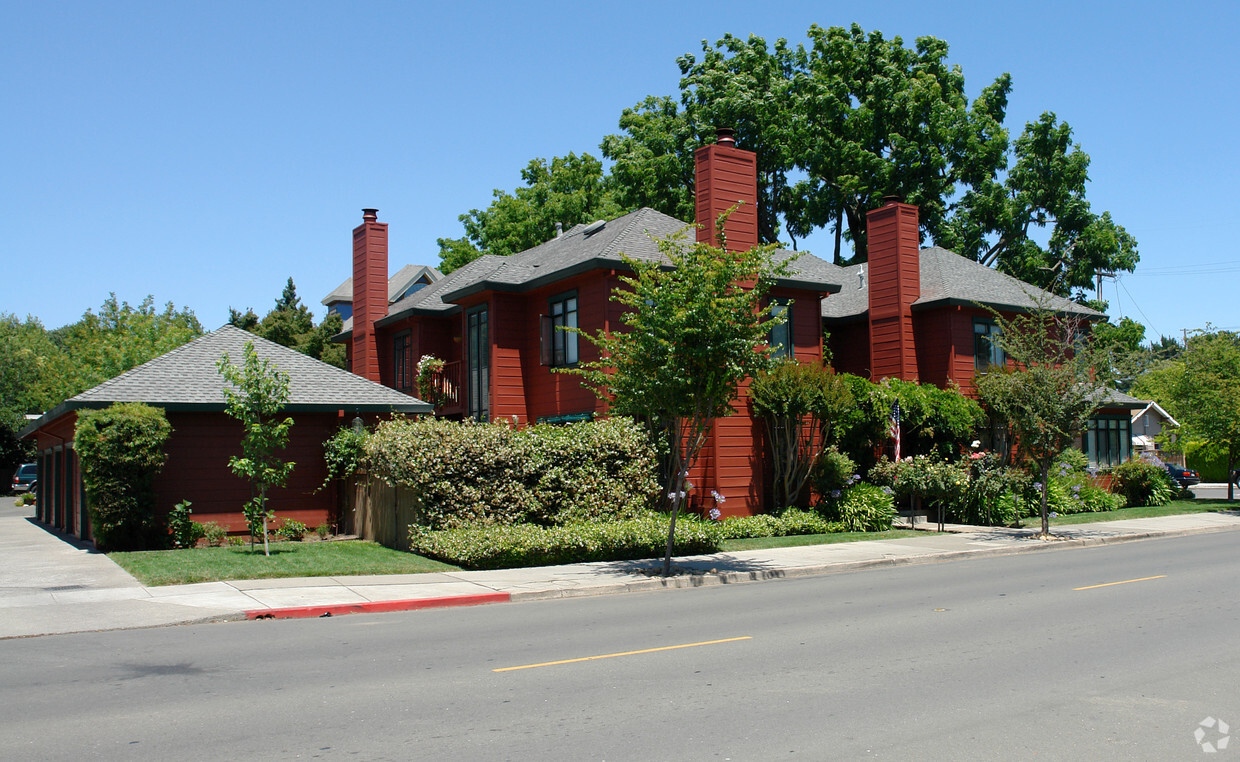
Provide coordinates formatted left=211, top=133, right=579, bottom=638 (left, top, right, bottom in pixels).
left=0, top=496, right=142, bottom=607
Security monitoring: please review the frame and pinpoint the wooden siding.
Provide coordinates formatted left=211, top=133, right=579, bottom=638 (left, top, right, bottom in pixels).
left=866, top=201, right=920, bottom=381
left=351, top=218, right=389, bottom=383
left=694, top=143, right=759, bottom=252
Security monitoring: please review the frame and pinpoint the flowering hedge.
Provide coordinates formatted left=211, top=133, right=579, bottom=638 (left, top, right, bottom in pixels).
left=365, top=417, right=658, bottom=528
left=821, top=483, right=896, bottom=532
left=407, top=514, right=722, bottom=569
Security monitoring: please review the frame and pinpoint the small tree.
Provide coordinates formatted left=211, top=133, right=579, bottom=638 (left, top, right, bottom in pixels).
left=217, top=341, right=295, bottom=556
left=974, top=306, right=1104, bottom=538
left=74, top=402, right=172, bottom=551
left=568, top=224, right=788, bottom=575
left=750, top=361, right=854, bottom=508
left=1171, top=329, right=1240, bottom=501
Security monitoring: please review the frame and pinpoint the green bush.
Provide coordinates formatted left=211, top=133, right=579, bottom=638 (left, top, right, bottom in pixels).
left=1112, top=459, right=1176, bottom=508
left=810, top=447, right=857, bottom=501
left=202, top=522, right=227, bottom=547
left=167, top=500, right=205, bottom=549
left=710, top=507, right=844, bottom=540
left=957, top=453, right=1028, bottom=526
left=869, top=455, right=970, bottom=517
left=274, top=517, right=308, bottom=541
left=367, top=417, right=657, bottom=528
left=321, top=425, right=367, bottom=489
left=407, top=514, right=723, bottom=570
left=74, top=402, right=172, bottom=551
left=822, top=483, right=896, bottom=532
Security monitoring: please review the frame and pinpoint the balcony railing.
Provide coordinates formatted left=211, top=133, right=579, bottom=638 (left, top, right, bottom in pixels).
left=419, top=360, right=462, bottom=413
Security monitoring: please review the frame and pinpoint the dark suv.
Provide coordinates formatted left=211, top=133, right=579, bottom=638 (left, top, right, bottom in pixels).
left=11, top=463, right=37, bottom=493
left=1165, top=463, right=1200, bottom=489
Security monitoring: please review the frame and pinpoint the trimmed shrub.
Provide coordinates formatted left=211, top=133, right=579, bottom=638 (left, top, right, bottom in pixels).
left=367, top=417, right=657, bottom=528
left=202, top=522, right=227, bottom=547
left=74, top=402, right=172, bottom=551
left=408, top=514, right=723, bottom=570
left=823, top=483, right=896, bottom=532
left=274, top=517, right=308, bottom=541
left=711, top=507, right=844, bottom=540
left=1112, top=459, right=1176, bottom=507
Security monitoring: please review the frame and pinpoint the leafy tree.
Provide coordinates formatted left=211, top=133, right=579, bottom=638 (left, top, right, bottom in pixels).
left=74, top=402, right=172, bottom=551
left=217, top=341, right=296, bottom=556
left=1169, top=329, right=1240, bottom=500
left=0, top=314, right=75, bottom=470
left=54, top=294, right=203, bottom=393
left=566, top=224, right=788, bottom=576
left=597, top=23, right=1134, bottom=287
left=749, top=361, right=854, bottom=508
left=974, top=307, right=1107, bottom=537
left=230, top=278, right=345, bottom=368
left=939, top=112, right=1139, bottom=296
left=435, top=153, right=625, bottom=272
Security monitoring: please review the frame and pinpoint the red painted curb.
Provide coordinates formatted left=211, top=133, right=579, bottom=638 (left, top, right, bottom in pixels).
left=245, top=592, right=511, bottom=620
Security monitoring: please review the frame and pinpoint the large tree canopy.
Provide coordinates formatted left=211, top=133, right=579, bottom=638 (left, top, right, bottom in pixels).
left=442, top=24, right=1137, bottom=299
left=229, top=278, right=344, bottom=368
left=436, top=153, right=625, bottom=273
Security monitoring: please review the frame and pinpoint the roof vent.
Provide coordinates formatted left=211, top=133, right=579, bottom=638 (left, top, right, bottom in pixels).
left=555, top=221, right=563, bottom=238
left=582, top=219, right=606, bottom=237
left=858, top=263, right=866, bottom=289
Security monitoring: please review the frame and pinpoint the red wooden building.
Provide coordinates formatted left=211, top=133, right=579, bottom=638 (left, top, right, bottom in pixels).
left=328, top=132, right=1120, bottom=516
left=22, top=325, right=430, bottom=542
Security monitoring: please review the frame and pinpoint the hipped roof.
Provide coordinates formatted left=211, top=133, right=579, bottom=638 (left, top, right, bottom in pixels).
left=22, top=324, right=431, bottom=437
left=820, top=247, right=1104, bottom=323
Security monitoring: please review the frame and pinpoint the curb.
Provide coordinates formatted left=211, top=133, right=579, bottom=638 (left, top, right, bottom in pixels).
left=244, top=592, right=511, bottom=620
left=508, top=522, right=1240, bottom=603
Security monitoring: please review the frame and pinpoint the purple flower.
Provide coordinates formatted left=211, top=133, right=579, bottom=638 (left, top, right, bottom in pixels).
left=1033, top=482, right=1043, bottom=491
left=708, top=507, right=722, bottom=521
left=881, top=486, right=894, bottom=496
left=711, top=489, right=726, bottom=504
left=830, top=489, right=841, bottom=499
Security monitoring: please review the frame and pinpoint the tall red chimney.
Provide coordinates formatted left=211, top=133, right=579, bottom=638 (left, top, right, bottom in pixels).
left=694, top=127, right=758, bottom=252
left=867, top=197, right=920, bottom=381
left=352, top=208, right=388, bottom=383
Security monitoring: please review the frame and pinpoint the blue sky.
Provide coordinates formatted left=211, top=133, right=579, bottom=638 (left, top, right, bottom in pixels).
left=4, top=1, right=1238, bottom=341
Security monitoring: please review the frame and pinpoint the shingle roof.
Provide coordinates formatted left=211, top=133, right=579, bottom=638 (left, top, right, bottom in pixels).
left=1090, top=387, right=1148, bottom=410
left=28, top=325, right=430, bottom=432
left=821, top=246, right=1104, bottom=322
left=321, top=264, right=443, bottom=307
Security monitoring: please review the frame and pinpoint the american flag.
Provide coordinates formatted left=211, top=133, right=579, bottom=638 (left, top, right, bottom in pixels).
left=889, top=401, right=901, bottom=461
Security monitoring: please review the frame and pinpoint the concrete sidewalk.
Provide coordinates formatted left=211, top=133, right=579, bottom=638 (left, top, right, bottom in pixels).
left=3, top=505, right=1239, bottom=640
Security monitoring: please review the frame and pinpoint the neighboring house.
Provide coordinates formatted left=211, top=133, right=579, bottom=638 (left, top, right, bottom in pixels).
left=1081, top=388, right=1147, bottom=469
left=321, top=264, right=442, bottom=322
left=21, top=325, right=430, bottom=543
left=1130, top=398, right=1182, bottom=466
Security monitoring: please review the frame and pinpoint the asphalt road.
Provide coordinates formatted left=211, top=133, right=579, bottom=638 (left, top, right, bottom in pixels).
left=2, top=530, right=1238, bottom=760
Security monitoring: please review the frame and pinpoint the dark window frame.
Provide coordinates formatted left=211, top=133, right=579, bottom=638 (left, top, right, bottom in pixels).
left=541, top=290, right=579, bottom=368
left=768, top=298, right=793, bottom=360
left=466, top=305, right=490, bottom=421
left=392, top=331, right=413, bottom=393
left=974, top=319, right=1004, bottom=371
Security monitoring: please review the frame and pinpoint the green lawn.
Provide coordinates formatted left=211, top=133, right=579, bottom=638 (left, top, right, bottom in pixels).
left=110, top=540, right=460, bottom=586
left=1036, top=498, right=1237, bottom=527
left=722, top=528, right=924, bottom=551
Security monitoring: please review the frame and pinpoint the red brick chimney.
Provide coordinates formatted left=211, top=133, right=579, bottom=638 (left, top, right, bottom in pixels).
left=866, top=197, right=920, bottom=381
left=694, top=127, right=758, bottom=252
left=351, top=208, right=388, bottom=383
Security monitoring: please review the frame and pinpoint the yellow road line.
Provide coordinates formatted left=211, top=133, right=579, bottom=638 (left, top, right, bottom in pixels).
left=493, top=636, right=752, bottom=672
left=1074, top=575, right=1166, bottom=591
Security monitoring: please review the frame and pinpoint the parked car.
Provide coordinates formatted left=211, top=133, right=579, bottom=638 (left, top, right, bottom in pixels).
left=11, top=463, right=37, bottom=493
left=1165, top=463, right=1200, bottom=489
